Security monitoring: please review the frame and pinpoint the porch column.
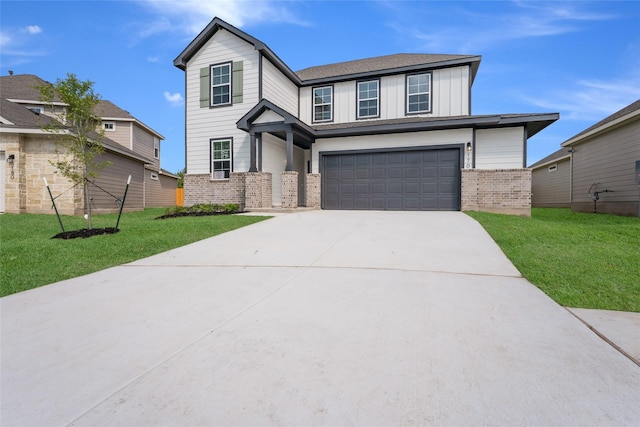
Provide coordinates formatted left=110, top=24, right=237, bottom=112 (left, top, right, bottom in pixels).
left=249, top=131, right=258, bottom=172
left=285, top=126, right=294, bottom=172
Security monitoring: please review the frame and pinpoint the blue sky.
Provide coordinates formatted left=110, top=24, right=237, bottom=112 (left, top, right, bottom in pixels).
left=2, top=0, right=639, bottom=174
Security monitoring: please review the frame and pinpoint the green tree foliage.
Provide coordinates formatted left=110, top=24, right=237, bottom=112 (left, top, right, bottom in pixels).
left=39, top=73, right=110, bottom=229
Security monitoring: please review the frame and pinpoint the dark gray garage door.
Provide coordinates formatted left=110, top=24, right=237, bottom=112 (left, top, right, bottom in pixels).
left=322, top=147, right=460, bottom=211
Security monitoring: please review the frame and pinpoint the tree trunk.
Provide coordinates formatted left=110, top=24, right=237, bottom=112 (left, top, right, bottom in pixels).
left=84, top=180, right=93, bottom=230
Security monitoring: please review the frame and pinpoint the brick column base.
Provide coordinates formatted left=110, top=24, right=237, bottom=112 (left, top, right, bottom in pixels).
left=461, top=168, right=531, bottom=217
left=245, top=172, right=272, bottom=208
left=281, top=171, right=298, bottom=209
left=305, top=173, right=321, bottom=208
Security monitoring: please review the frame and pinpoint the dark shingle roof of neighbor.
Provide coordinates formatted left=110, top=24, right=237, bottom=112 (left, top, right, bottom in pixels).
left=564, top=99, right=640, bottom=144
left=95, top=99, right=135, bottom=119
left=0, top=74, right=55, bottom=101
left=0, top=99, right=152, bottom=163
left=529, top=148, right=571, bottom=169
left=0, top=99, right=57, bottom=128
left=296, top=53, right=479, bottom=81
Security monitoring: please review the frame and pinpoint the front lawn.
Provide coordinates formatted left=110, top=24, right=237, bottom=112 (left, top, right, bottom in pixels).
left=0, top=209, right=269, bottom=297
left=466, top=208, right=640, bottom=312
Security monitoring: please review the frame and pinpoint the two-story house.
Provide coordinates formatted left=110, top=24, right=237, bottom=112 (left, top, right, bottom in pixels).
left=174, top=17, right=558, bottom=216
left=0, top=74, right=177, bottom=214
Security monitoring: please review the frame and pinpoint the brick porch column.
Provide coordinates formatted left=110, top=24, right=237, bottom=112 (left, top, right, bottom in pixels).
left=281, top=171, right=298, bottom=208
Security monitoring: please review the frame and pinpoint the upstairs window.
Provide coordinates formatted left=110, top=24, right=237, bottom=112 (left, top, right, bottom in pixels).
left=357, top=80, right=379, bottom=119
left=211, top=63, right=231, bottom=106
left=153, top=137, right=159, bottom=159
left=406, top=73, right=431, bottom=114
left=103, top=122, right=115, bottom=131
left=313, top=86, right=333, bottom=122
left=211, top=138, right=232, bottom=179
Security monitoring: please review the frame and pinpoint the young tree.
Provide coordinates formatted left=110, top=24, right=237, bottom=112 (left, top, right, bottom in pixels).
left=39, top=73, right=110, bottom=229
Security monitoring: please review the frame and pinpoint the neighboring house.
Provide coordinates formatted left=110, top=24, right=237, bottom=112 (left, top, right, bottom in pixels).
left=531, top=99, right=640, bottom=217
left=174, top=17, right=559, bottom=215
left=0, top=74, right=178, bottom=214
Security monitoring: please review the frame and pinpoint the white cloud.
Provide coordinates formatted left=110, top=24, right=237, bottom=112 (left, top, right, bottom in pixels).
left=25, top=25, right=43, bottom=35
left=164, top=91, right=184, bottom=105
left=518, top=77, right=640, bottom=122
left=137, top=0, right=310, bottom=36
left=385, top=1, right=615, bottom=52
left=0, top=32, right=10, bottom=48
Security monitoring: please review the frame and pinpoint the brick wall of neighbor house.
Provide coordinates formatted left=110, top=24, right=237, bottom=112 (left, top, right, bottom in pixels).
left=245, top=172, right=272, bottom=208
left=305, top=173, right=321, bottom=208
left=462, top=169, right=532, bottom=217
left=183, top=173, right=246, bottom=208
left=281, top=171, right=298, bottom=208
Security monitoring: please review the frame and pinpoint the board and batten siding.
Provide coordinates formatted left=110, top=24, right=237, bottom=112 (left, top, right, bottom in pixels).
left=532, top=158, right=571, bottom=207
left=475, top=127, right=525, bottom=169
left=298, top=66, right=470, bottom=125
left=571, top=119, right=640, bottom=205
left=185, top=28, right=259, bottom=175
left=312, top=128, right=472, bottom=173
left=261, top=57, right=298, bottom=117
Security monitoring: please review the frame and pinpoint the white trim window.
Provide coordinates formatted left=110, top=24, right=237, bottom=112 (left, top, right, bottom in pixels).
left=357, top=80, right=379, bottom=119
left=153, top=137, right=160, bottom=159
left=313, top=86, right=333, bottom=122
left=548, top=164, right=558, bottom=172
left=211, top=138, right=232, bottom=179
left=103, top=121, right=116, bottom=131
left=211, top=63, right=231, bottom=106
left=406, top=73, right=431, bottom=114
left=150, top=172, right=159, bottom=181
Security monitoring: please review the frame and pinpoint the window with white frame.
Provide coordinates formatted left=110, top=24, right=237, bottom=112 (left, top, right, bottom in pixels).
left=211, top=63, right=231, bottom=106
left=153, top=137, right=159, bottom=159
left=313, top=86, right=333, bottom=122
left=150, top=172, right=159, bottom=181
left=103, top=122, right=115, bottom=131
left=211, top=138, right=232, bottom=179
left=406, top=73, right=431, bottom=114
left=548, top=164, right=558, bottom=172
left=357, top=80, right=379, bottom=119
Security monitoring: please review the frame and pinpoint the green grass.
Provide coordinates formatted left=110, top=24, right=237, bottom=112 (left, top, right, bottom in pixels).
left=0, top=209, right=270, bottom=297
left=466, top=208, right=640, bottom=312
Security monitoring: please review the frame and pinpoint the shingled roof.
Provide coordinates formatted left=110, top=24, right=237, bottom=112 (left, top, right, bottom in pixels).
left=0, top=99, right=56, bottom=128
left=0, top=74, right=57, bottom=102
left=562, top=99, right=640, bottom=145
left=296, top=53, right=481, bottom=82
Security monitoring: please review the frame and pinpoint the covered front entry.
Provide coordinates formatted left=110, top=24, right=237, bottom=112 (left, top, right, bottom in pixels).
left=321, top=147, right=461, bottom=211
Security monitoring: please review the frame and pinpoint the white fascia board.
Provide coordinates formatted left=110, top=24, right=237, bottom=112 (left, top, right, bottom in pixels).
left=0, top=116, right=15, bottom=125
left=0, top=127, right=53, bottom=135
left=7, top=99, right=67, bottom=107
left=530, top=154, right=571, bottom=170
left=562, top=109, right=640, bottom=147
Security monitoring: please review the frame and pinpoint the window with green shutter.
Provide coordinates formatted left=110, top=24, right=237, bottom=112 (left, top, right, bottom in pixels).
left=200, top=61, right=243, bottom=108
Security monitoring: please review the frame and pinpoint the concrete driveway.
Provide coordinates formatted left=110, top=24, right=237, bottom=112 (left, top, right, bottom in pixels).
left=2, top=210, right=639, bottom=426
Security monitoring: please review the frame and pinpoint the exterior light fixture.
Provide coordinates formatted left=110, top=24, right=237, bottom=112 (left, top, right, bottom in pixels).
left=466, top=142, right=472, bottom=152
left=7, top=154, right=15, bottom=163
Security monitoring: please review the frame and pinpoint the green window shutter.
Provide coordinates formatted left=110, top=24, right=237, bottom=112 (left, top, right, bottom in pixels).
left=199, top=67, right=210, bottom=108
left=232, top=61, right=243, bottom=104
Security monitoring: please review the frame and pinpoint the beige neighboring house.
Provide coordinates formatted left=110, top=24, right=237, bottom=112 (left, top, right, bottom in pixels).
left=0, top=74, right=178, bottom=215
left=531, top=99, right=640, bottom=216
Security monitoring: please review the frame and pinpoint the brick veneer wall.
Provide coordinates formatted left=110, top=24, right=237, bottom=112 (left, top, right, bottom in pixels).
left=305, top=173, right=321, bottom=208
left=245, top=172, right=272, bottom=208
left=183, top=172, right=246, bottom=209
left=281, top=171, right=298, bottom=208
left=462, top=168, right=532, bottom=217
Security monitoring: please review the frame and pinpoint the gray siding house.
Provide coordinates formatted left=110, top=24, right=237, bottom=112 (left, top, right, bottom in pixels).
left=175, top=17, right=559, bottom=216
left=531, top=99, right=640, bottom=216
left=0, top=74, right=178, bottom=214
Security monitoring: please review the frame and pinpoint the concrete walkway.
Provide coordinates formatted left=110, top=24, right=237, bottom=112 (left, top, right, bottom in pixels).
left=1, top=211, right=639, bottom=426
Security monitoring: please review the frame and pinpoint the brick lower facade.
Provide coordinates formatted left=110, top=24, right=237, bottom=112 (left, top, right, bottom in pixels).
left=183, top=172, right=247, bottom=208
left=245, top=172, right=272, bottom=209
left=462, top=168, right=532, bottom=217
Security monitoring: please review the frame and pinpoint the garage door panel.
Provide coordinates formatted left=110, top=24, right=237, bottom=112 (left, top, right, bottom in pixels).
left=322, top=147, right=460, bottom=211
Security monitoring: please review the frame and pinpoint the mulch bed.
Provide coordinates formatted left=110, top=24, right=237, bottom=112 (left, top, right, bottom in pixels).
left=155, top=211, right=242, bottom=219
left=52, top=227, right=119, bottom=240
